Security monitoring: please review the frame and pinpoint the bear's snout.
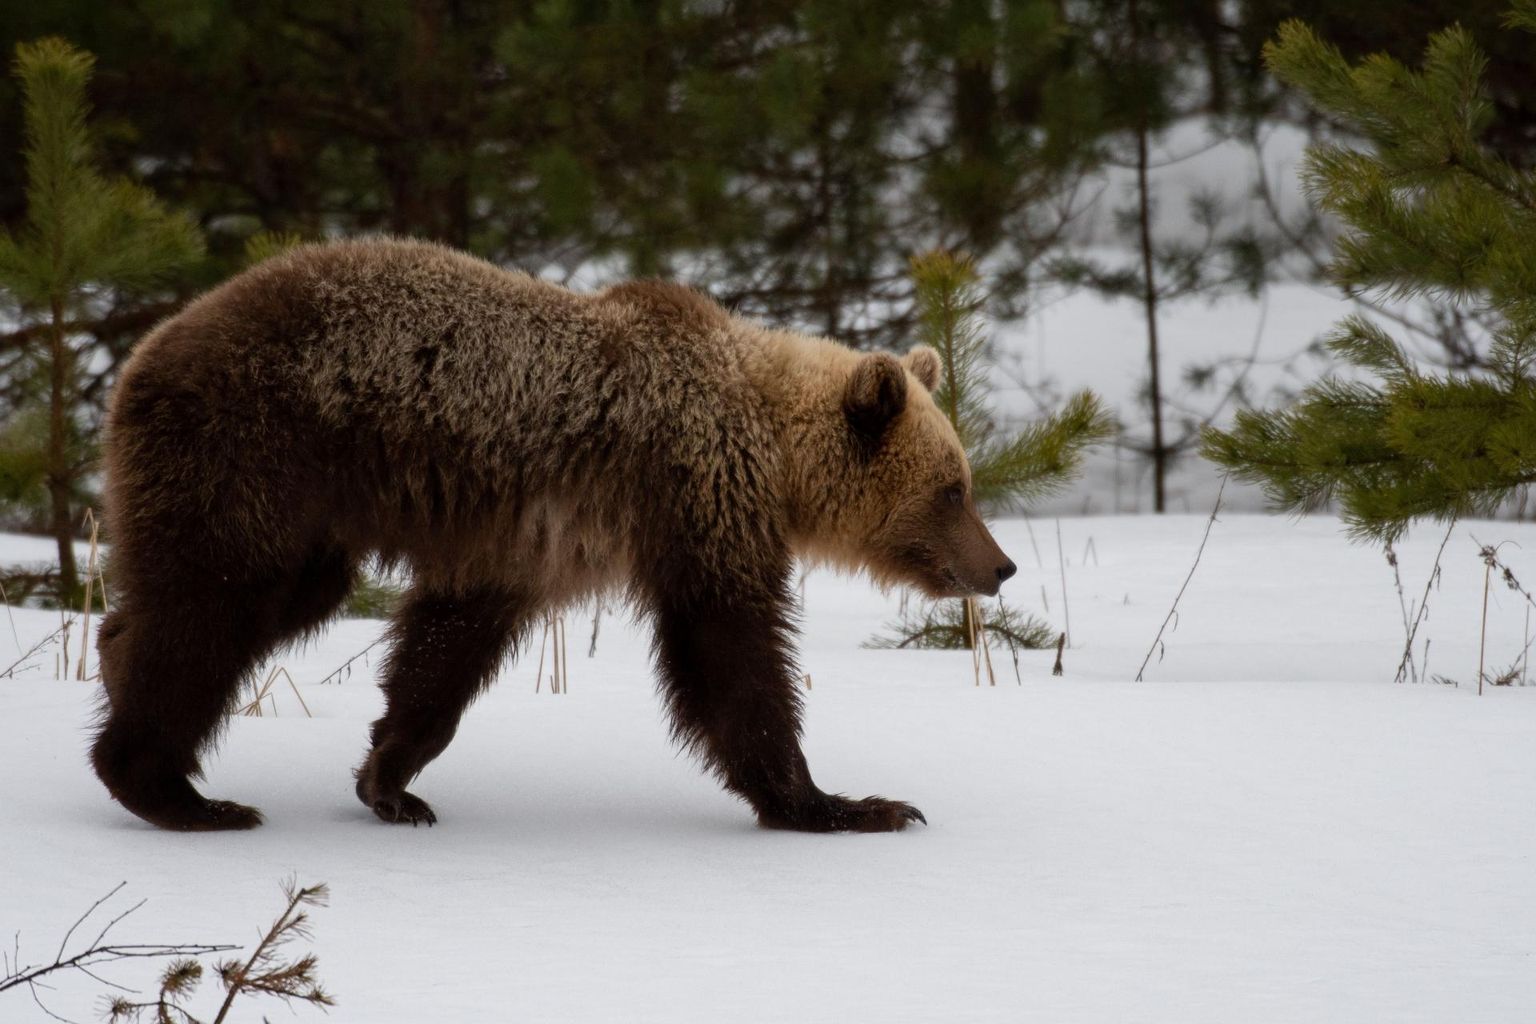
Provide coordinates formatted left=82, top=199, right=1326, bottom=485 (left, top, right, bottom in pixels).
left=952, top=506, right=1014, bottom=597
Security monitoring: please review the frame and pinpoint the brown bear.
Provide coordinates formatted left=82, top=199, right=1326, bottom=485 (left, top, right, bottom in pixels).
left=91, top=237, right=1015, bottom=833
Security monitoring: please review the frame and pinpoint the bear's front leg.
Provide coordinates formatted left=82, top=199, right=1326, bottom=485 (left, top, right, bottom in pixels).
left=356, top=585, right=530, bottom=826
left=652, top=578, right=924, bottom=833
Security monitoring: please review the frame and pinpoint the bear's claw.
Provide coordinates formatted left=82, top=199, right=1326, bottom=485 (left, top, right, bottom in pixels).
left=169, top=799, right=264, bottom=832
left=371, top=791, right=438, bottom=826
left=761, top=793, right=927, bottom=833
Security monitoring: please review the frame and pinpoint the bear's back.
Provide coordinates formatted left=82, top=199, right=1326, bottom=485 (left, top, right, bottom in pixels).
left=108, top=237, right=776, bottom=590
left=132, top=238, right=749, bottom=466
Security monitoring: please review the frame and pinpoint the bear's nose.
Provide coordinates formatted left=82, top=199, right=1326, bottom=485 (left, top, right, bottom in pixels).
left=997, top=559, right=1017, bottom=584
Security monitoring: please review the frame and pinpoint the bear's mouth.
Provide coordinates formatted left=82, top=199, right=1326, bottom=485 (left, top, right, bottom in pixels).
left=878, top=541, right=982, bottom=599
left=917, top=566, right=976, bottom=600
left=938, top=567, right=965, bottom=596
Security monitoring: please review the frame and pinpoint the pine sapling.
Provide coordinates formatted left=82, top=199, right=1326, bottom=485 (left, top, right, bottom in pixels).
left=869, top=250, right=1112, bottom=661
left=0, top=39, right=202, bottom=604
left=207, top=880, right=333, bottom=1023
left=1205, top=8, right=1536, bottom=544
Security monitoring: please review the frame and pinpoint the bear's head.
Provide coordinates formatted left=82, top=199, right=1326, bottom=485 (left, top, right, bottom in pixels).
left=803, top=344, right=1016, bottom=599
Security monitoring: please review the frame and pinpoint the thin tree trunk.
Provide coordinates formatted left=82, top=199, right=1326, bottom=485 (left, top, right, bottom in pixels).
left=47, top=292, right=78, bottom=602
left=1130, top=0, right=1166, bottom=514
left=935, top=281, right=976, bottom=650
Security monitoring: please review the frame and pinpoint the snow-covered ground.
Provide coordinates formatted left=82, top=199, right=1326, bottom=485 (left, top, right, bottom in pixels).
left=3, top=514, right=1534, bottom=1022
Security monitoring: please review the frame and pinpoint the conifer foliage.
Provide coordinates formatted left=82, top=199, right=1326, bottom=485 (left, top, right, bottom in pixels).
left=875, top=251, right=1111, bottom=653
left=912, top=250, right=1113, bottom=511
left=1204, top=4, right=1536, bottom=542
left=0, top=38, right=201, bottom=600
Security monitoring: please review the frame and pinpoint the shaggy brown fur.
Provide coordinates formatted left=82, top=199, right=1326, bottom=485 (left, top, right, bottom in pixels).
left=92, top=238, right=1015, bottom=832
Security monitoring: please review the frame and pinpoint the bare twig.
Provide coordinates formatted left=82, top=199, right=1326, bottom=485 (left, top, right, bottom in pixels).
left=1385, top=542, right=1417, bottom=683
left=1395, top=518, right=1456, bottom=684
left=588, top=600, right=603, bottom=658
left=1136, top=478, right=1226, bottom=682
left=316, top=638, right=383, bottom=686
left=1, top=577, right=20, bottom=655
left=1, top=618, right=75, bottom=679
left=58, top=608, right=71, bottom=681
left=0, top=882, right=235, bottom=1022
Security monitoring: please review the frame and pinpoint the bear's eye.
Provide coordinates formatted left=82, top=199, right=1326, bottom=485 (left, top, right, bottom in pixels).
left=943, top=484, right=964, bottom=507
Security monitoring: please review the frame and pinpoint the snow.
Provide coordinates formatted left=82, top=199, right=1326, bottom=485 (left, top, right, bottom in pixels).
left=3, top=514, right=1534, bottom=1022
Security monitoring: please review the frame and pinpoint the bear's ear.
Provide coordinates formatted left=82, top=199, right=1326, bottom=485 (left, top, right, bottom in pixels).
left=844, top=353, right=907, bottom=441
left=902, top=345, right=942, bottom=391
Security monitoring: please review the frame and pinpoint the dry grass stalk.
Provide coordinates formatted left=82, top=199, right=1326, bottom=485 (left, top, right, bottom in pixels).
left=1478, top=549, right=1493, bottom=697
left=237, top=666, right=312, bottom=718
left=56, top=610, right=73, bottom=681
left=1395, top=517, right=1455, bottom=683
left=1055, top=519, right=1071, bottom=648
left=559, top=614, right=571, bottom=693
left=535, top=611, right=568, bottom=693
left=967, top=596, right=997, bottom=687
left=1523, top=607, right=1530, bottom=686
left=0, top=578, right=18, bottom=654
left=1468, top=537, right=1536, bottom=689
left=1000, top=597, right=1023, bottom=686
left=978, top=606, right=996, bottom=685
left=1022, top=517, right=1043, bottom=569
left=76, top=508, right=106, bottom=681
left=1135, top=477, right=1225, bottom=682
left=969, top=598, right=981, bottom=686
left=237, top=668, right=280, bottom=717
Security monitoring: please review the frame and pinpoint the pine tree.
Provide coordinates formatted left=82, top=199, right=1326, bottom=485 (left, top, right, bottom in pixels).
left=913, top=251, right=1113, bottom=511
left=880, top=250, right=1112, bottom=652
left=1049, top=0, right=1276, bottom=514
left=1204, top=4, right=1536, bottom=543
left=0, top=38, right=201, bottom=601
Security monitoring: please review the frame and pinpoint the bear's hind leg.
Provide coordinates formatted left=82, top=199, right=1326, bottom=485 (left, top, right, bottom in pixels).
left=356, top=586, right=529, bottom=825
left=92, top=545, right=358, bottom=831
left=93, top=590, right=280, bottom=830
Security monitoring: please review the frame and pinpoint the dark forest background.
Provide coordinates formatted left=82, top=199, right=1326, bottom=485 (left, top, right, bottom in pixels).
left=3, top=0, right=1535, bottom=551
